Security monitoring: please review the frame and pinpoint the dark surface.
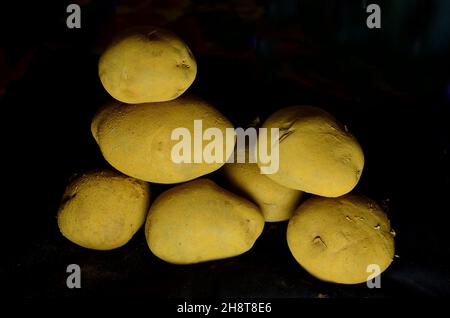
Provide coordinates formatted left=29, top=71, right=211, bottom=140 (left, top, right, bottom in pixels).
left=2, top=0, right=450, bottom=299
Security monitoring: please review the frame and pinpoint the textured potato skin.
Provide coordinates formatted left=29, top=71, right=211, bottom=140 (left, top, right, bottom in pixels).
left=145, top=179, right=265, bottom=264
left=258, top=106, right=364, bottom=197
left=99, top=27, right=196, bottom=103
left=57, top=170, right=150, bottom=250
left=223, top=157, right=303, bottom=222
left=287, top=194, right=395, bottom=284
left=91, top=96, right=234, bottom=184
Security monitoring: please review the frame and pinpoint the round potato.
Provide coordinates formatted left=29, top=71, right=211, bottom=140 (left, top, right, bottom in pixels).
left=145, top=179, right=265, bottom=264
left=57, top=170, right=150, bottom=250
left=91, top=96, right=234, bottom=184
left=99, top=27, right=196, bottom=103
left=223, top=149, right=303, bottom=222
left=258, top=106, right=364, bottom=197
left=287, top=194, right=395, bottom=284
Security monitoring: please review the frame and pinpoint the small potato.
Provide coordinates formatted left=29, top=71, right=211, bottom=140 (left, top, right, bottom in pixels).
left=99, top=27, right=196, bottom=104
left=258, top=106, right=364, bottom=197
left=223, top=149, right=303, bottom=222
left=91, top=96, right=234, bottom=184
left=145, top=179, right=265, bottom=264
left=57, top=170, right=150, bottom=250
left=287, top=194, right=395, bottom=284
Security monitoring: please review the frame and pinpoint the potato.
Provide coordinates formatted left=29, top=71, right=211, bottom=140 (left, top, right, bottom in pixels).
left=145, top=179, right=265, bottom=264
left=57, top=170, right=150, bottom=250
left=258, top=106, right=364, bottom=197
left=91, top=96, right=234, bottom=184
left=222, top=147, right=303, bottom=222
left=287, top=194, right=395, bottom=284
left=99, top=27, right=196, bottom=104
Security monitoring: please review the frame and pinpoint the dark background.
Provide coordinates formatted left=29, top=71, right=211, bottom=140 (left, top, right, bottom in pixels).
left=1, top=0, right=450, bottom=299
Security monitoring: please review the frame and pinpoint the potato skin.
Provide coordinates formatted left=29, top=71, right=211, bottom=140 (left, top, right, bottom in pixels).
left=99, top=27, right=196, bottom=104
left=57, top=170, right=150, bottom=250
left=287, top=194, right=395, bottom=284
left=91, top=96, right=234, bottom=184
left=258, top=106, right=364, bottom=197
left=145, top=179, right=265, bottom=264
left=223, top=159, right=303, bottom=222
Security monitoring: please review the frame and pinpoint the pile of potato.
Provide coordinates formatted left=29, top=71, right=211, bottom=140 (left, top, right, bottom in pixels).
left=57, top=27, right=395, bottom=285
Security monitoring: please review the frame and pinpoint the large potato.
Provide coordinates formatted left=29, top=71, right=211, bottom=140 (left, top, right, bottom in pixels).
left=223, top=147, right=303, bottom=222
left=287, top=194, right=395, bottom=284
left=145, top=179, right=265, bottom=264
left=258, top=106, right=364, bottom=197
left=99, top=27, right=196, bottom=104
left=91, top=96, right=234, bottom=184
left=57, top=170, right=150, bottom=250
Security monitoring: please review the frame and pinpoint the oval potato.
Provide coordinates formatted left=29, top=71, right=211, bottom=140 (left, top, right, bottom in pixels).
left=91, top=96, right=234, bottom=184
left=99, top=27, right=196, bottom=103
left=258, top=106, right=364, bottom=197
left=57, top=170, right=150, bottom=250
left=287, top=194, right=395, bottom=284
left=145, top=179, right=265, bottom=264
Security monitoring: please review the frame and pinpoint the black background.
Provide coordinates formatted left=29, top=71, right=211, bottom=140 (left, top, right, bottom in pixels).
left=1, top=0, right=450, bottom=299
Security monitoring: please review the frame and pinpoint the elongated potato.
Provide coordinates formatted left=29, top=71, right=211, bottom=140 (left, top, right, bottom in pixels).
left=287, top=194, right=395, bottom=284
left=57, top=170, right=150, bottom=250
left=91, top=96, right=234, bottom=184
left=223, top=148, right=303, bottom=222
left=99, top=27, right=196, bottom=103
left=145, top=179, right=265, bottom=264
left=258, top=106, right=364, bottom=197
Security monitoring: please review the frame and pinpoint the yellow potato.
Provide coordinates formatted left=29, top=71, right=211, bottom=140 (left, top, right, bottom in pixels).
left=57, top=170, right=150, bottom=250
left=287, top=194, right=395, bottom=284
left=99, top=27, right=196, bottom=103
left=258, top=106, right=364, bottom=197
left=145, top=179, right=265, bottom=264
left=91, top=96, right=234, bottom=184
left=223, top=149, right=303, bottom=222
